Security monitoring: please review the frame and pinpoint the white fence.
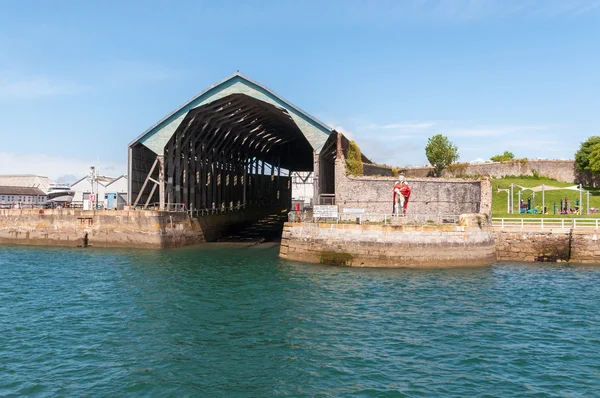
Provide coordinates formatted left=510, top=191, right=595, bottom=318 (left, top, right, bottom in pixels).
left=289, top=212, right=460, bottom=225
left=493, top=217, right=600, bottom=230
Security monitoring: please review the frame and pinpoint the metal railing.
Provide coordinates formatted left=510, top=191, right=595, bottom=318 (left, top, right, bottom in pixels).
left=288, top=212, right=460, bottom=225
left=492, top=217, right=600, bottom=230
left=187, top=204, right=247, bottom=217
left=319, top=194, right=336, bottom=205
left=0, top=204, right=43, bottom=209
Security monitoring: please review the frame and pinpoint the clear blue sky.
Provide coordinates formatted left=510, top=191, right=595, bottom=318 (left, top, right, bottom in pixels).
left=1, top=0, right=599, bottom=179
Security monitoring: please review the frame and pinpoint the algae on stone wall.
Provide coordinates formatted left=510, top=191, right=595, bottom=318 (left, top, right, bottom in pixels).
left=320, top=251, right=354, bottom=266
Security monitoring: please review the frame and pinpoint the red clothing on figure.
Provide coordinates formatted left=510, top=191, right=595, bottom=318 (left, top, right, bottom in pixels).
left=400, top=184, right=411, bottom=213
left=393, top=183, right=411, bottom=214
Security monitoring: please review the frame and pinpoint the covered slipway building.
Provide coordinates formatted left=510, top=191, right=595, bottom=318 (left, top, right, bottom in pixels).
left=128, top=73, right=338, bottom=212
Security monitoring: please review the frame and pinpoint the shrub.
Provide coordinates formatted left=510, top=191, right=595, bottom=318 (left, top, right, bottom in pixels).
left=346, top=141, right=363, bottom=176
left=490, top=151, right=515, bottom=162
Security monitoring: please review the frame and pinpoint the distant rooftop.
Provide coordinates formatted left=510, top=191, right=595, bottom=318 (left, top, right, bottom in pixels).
left=0, top=175, right=54, bottom=194
left=0, top=186, right=46, bottom=196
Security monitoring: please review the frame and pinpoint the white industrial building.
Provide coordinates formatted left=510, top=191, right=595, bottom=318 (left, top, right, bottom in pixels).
left=71, top=175, right=117, bottom=209
left=104, top=175, right=128, bottom=210
left=70, top=172, right=128, bottom=210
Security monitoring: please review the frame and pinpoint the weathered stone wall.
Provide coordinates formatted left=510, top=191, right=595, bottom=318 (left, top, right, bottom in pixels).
left=495, top=228, right=600, bottom=263
left=0, top=207, right=281, bottom=249
left=570, top=231, right=600, bottom=263
left=400, top=160, right=575, bottom=183
left=280, top=214, right=496, bottom=268
left=336, top=159, right=490, bottom=215
left=494, top=230, right=571, bottom=262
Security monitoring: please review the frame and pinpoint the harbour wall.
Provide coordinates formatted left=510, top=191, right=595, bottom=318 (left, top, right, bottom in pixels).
left=0, top=208, right=281, bottom=249
left=495, top=228, right=600, bottom=263
left=280, top=214, right=496, bottom=268
left=335, top=159, right=492, bottom=215
left=399, top=160, right=575, bottom=183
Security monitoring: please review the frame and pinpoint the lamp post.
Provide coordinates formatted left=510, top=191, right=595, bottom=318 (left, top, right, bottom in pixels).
left=87, top=166, right=97, bottom=210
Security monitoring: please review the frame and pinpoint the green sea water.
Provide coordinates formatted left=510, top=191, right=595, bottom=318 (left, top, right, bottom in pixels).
left=1, top=244, right=600, bottom=396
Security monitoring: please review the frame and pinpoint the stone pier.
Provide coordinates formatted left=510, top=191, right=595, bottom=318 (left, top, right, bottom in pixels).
left=0, top=208, right=281, bottom=249
left=280, top=214, right=496, bottom=268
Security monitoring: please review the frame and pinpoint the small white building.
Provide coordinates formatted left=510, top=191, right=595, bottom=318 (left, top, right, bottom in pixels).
left=71, top=175, right=117, bottom=209
left=0, top=186, right=47, bottom=208
left=104, top=175, right=128, bottom=210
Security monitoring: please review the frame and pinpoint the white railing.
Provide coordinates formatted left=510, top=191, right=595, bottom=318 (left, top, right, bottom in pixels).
left=492, top=217, right=600, bottom=230
left=289, top=212, right=460, bottom=225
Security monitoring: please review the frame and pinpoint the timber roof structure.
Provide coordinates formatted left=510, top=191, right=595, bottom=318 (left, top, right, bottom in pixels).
left=129, top=72, right=333, bottom=171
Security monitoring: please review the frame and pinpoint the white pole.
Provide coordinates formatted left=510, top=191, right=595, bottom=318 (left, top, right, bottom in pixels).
left=510, top=183, right=514, bottom=214
left=587, top=191, right=590, bottom=215
left=518, top=190, right=521, bottom=214
left=542, top=184, right=545, bottom=214
left=580, top=184, right=583, bottom=215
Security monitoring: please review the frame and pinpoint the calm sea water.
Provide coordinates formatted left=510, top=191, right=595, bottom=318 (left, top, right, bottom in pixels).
left=1, top=244, right=600, bottom=396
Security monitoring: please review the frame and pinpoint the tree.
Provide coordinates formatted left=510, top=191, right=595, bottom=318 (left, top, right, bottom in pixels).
left=575, top=136, right=600, bottom=174
left=490, top=151, right=515, bottom=162
left=588, top=143, right=600, bottom=174
left=425, top=134, right=459, bottom=177
left=346, top=140, right=363, bottom=176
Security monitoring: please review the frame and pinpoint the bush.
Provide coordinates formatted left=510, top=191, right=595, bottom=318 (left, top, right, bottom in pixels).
left=446, top=162, right=468, bottom=176
left=346, top=141, right=363, bottom=176
left=490, top=151, right=515, bottom=162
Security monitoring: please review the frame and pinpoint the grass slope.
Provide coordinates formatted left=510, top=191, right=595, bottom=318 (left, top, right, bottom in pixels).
left=492, top=176, right=600, bottom=218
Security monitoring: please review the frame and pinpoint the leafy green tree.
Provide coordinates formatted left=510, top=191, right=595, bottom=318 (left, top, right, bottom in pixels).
left=575, top=136, right=600, bottom=174
left=588, top=143, right=600, bottom=174
left=346, top=140, right=363, bottom=176
left=425, top=134, right=459, bottom=177
left=490, top=151, right=515, bottom=162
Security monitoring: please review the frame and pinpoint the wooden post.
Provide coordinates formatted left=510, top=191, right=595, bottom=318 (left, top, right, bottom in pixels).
left=313, top=150, right=320, bottom=206
left=190, top=143, right=196, bottom=211
left=277, top=155, right=281, bottom=207
left=133, top=156, right=158, bottom=207
left=158, top=155, right=165, bottom=211
left=243, top=158, right=247, bottom=207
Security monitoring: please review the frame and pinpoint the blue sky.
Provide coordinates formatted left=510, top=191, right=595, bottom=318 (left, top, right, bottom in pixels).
left=0, top=0, right=599, bottom=179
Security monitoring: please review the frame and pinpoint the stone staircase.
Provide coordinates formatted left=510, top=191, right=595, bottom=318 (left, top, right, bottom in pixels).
left=217, top=212, right=288, bottom=243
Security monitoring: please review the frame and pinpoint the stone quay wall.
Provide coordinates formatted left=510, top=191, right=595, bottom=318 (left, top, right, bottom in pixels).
left=0, top=207, right=281, bottom=249
left=335, top=159, right=492, bottom=216
left=399, top=160, right=575, bottom=183
left=280, top=214, right=496, bottom=268
left=495, top=228, right=600, bottom=263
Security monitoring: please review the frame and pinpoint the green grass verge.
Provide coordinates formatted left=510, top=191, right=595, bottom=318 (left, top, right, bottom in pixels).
left=492, top=176, right=600, bottom=218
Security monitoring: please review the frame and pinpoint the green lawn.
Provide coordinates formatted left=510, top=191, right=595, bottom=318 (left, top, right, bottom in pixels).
left=491, top=176, right=600, bottom=218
